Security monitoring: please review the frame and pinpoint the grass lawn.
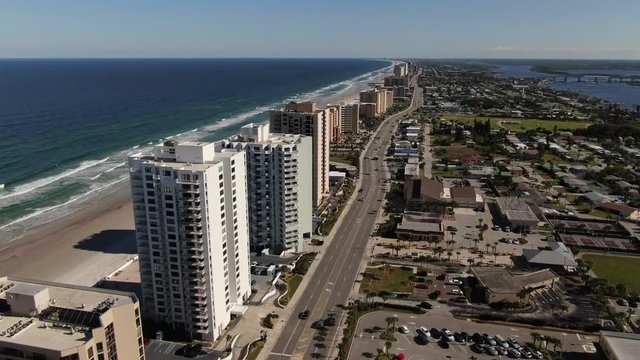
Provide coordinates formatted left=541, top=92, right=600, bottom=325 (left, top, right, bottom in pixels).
left=247, top=340, right=264, bottom=360
left=435, top=144, right=480, bottom=160
left=432, top=167, right=460, bottom=178
left=330, top=151, right=359, bottom=167
left=283, top=274, right=303, bottom=302
left=543, top=153, right=569, bottom=165
left=582, top=253, right=640, bottom=293
left=442, top=114, right=592, bottom=133
left=360, top=265, right=413, bottom=294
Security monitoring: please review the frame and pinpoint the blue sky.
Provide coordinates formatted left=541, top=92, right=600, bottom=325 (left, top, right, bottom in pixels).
left=1, top=0, right=639, bottom=59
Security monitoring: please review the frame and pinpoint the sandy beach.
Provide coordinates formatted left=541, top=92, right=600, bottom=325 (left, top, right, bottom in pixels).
left=0, top=183, right=137, bottom=286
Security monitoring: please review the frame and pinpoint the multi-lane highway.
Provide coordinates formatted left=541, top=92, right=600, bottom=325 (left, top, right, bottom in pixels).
left=265, top=71, right=423, bottom=360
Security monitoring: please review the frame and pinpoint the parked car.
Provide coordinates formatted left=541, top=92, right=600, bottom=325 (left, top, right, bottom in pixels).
left=618, top=298, right=629, bottom=306
left=508, top=348, right=522, bottom=358
left=486, top=346, right=499, bottom=356
left=460, top=331, right=470, bottom=343
left=415, top=283, right=429, bottom=289
left=453, top=332, right=466, bottom=344
left=417, top=301, right=433, bottom=309
left=437, top=338, right=450, bottom=349
left=429, top=290, right=442, bottom=299
left=492, top=224, right=501, bottom=231
left=447, top=279, right=463, bottom=285
left=494, top=335, right=509, bottom=348
left=471, top=343, right=486, bottom=353
left=441, top=329, right=455, bottom=342
left=430, top=328, right=441, bottom=339
left=311, top=320, right=324, bottom=330
left=483, top=334, right=497, bottom=346
left=450, top=289, right=463, bottom=295
left=418, top=327, right=431, bottom=337
left=323, top=315, right=336, bottom=327
left=472, top=332, right=484, bottom=344
left=398, top=325, right=409, bottom=334
left=436, top=273, right=447, bottom=281
left=503, top=226, right=510, bottom=232
left=415, top=333, right=429, bottom=345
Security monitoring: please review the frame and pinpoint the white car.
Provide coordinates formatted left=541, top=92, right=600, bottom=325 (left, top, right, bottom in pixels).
left=442, top=328, right=455, bottom=342
left=450, top=289, right=463, bottom=295
left=447, top=279, right=463, bottom=285
left=398, top=325, right=410, bottom=334
left=418, top=326, right=431, bottom=337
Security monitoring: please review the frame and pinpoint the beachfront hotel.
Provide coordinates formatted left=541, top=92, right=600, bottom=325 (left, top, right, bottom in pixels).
left=128, top=141, right=251, bottom=342
left=0, top=276, right=144, bottom=360
left=269, top=101, right=332, bottom=206
left=359, top=88, right=393, bottom=116
left=338, top=103, right=360, bottom=134
left=218, top=123, right=313, bottom=255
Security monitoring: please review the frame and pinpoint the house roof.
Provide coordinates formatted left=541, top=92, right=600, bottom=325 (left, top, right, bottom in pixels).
left=420, top=178, right=444, bottom=201
left=522, top=241, right=577, bottom=267
left=600, top=202, right=638, bottom=217
left=471, top=267, right=558, bottom=294
left=450, top=186, right=476, bottom=200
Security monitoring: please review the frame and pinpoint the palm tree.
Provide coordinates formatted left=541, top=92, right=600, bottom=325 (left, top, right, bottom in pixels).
left=478, top=218, right=484, bottom=228
left=449, top=231, right=457, bottom=246
left=530, top=332, right=541, bottom=348
left=447, top=250, right=453, bottom=262
left=467, top=258, right=474, bottom=267
left=434, top=246, right=445, bottom=260
left=485, top=243, right=491, bottom=254
left=477, top=253, right=484, bottom=265
left=456, top=251, right=461, bottom=261
left=385, top=340, right=393, bottom=355
left=550, top=337, right=562, bottom=353
left=384, top=316, right=396, bottom=330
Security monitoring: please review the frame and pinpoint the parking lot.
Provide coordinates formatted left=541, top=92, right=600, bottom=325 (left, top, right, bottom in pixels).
left=349, top=305, right=601, bottom=360
left=444, top=208, right=548, bottom=257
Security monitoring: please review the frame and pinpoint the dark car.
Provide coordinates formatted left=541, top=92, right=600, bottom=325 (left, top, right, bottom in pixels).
left=472, top=332, right=484, bottom=344
left=311, top=320, right=324, bottom=330
left=430, top=328, right=441, bottom=339
left=436, top=273, right=446, bottom=281
left=187, top=344, right=203, bottom=358
left=415, top=283, right=429, bottom=289
left=414, top=333, right=429, bottom=345
left=460, top=331, right=470, bottom=343
left=298, top=310, right=310, bottom=320
left=437, top=338, right=450, bottom=349
left=471, top=343, right=486, bottom=353
left=453, top=332, right=465, bottom=343
left=417, top=301, right=433, bottom=309
left=323, top=315, right=336, bottom=327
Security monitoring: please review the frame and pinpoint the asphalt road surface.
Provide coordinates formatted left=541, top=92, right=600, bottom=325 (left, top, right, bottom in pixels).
left=266, top=73, right=424, bottom=360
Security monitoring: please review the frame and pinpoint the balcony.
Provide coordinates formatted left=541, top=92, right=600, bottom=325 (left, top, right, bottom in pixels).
left=192, top=298, right=207, bottom=305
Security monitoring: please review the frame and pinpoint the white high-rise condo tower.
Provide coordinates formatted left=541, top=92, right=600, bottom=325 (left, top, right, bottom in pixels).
left=128, top=141, right=250, bottom=342
left=219, top=123, right=313, bottom=255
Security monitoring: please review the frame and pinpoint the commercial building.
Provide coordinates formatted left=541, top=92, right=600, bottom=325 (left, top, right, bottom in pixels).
left=269, top=102, right=331, bottom=206
left=395, top=212, right=444, bottom=242
left=522, top=241, right=578, bottom=272
left=128, top=141, right=251, bottom=342
left=0, top=276, right=144, bottom=360
left=600, top=331, right=640, bottom=360
left=219, top=123, right=313, bottom=254
left=471, top=267, right=558, bottom=304
left=495, top=197, right=539, bottom=232
left=338, top=103, right=360, bottom=134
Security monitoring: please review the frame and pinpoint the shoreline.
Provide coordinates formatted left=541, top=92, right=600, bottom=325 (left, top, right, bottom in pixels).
left=0, top=63, right=393, bottom=286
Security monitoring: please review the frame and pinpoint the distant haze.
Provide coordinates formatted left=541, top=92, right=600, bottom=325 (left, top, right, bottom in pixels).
left=1, top=0, right=639, bottom=59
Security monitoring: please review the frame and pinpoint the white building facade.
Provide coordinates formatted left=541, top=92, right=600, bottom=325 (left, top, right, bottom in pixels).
left=269, top=102, right=330, bottom=206
left=128, top=141, right=250, bottom=342
left=219, top=123, right=312, bottom=254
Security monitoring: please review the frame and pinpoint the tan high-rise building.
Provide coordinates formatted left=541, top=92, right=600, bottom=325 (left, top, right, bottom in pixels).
left=338, top=103, right=359, bottom=134
left=0, top=276, right=144, bottom=360
left=269, top=102, right=331, bottom=206
left=327, top=106, right=342, bottom=143
left=359, top=89, right=392, bottom=116
left=394, top=63, right=408, bottom=77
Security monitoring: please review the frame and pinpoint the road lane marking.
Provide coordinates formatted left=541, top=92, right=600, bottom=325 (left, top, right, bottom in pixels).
left=269, top=352, right=292, bottom=357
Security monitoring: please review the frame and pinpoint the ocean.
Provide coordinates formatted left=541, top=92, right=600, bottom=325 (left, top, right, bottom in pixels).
left=0, top=58, right=392, bottom=239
